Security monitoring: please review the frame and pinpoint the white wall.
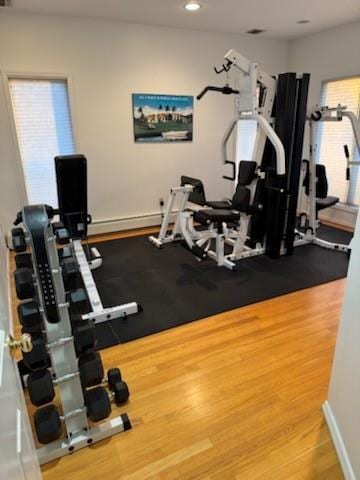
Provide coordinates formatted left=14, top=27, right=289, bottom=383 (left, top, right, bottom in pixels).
left=289, top=21, right=360, bottom=229
left=323, top=211, right=360, bottom=479
left=0, top=12, right=288, bottom=233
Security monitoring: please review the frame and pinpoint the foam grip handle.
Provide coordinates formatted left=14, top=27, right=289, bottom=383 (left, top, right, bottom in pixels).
left=344, top=144, right=350, bottom=159
left=346, top=168, right=350, bottom=181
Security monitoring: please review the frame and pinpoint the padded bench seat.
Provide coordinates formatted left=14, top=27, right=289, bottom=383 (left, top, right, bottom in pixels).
left=316, top=195, right=339, bottom=210
left=193, top=209, right=240, bottom=226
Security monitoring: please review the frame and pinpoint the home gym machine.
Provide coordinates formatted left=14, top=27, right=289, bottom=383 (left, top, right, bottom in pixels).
left=55, top=154, right=141, bottom=323
left=150, top=49, right=310, bottom=269
left=12, top=205, right=131, bottom=464
left=297, top=104, right=360, bottom=252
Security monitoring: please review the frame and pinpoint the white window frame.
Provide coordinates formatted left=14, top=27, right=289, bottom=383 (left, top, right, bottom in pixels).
left=316, top=73, right=360, bottom=213
left=1, top=71, right=78, bottom=206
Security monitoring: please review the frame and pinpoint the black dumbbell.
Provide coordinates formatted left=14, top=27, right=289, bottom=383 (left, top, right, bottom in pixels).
left=72, top=320, right=97, bottom=356
left=34, top=404, right=62, bottom=444
left=67, top=288, right=91, bottom=315
left=78, top=351, right=123, bottom=391
left=12, top=227, right=27, bottom=253
left=14, top=268, right=35, bottom=300
left=58, top=246, right=73, bottom=262
left=15, top=253, right=32, bottom=270
left=22, top=336, right=50, bottom=371
left=61, top=258, right=81, bottom=291
left=112, top=380, right=130, bottom=405
left=78, top=350, right=104, bottom=388
left=18, top=359, right=32, bottom=388
left=18, top=300, right=42, bottom=329
left=85, top=386, right=112, bottom=422
left=85, top=381, right=129, bottom=423
left=28, top=369, right=55, bottom=406
left=55, top=228, right=70, bottom=245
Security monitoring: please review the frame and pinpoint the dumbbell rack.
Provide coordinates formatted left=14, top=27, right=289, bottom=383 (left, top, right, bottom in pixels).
left=19, top=205, right=131, bottom=465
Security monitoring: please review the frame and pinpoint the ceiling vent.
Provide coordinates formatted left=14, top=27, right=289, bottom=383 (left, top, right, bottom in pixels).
left=246, top=29, right=266, bottom=35
left=0, top=0, right=12, bottom=6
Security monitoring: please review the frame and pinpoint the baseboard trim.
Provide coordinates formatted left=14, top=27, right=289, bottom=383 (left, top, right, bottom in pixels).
left=88, top=212, right=175, bottom=235
left=323, top=401, right=356, bottom=480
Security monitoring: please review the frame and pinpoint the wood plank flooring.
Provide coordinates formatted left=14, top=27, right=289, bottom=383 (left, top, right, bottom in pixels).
left=10, top=229, right=346, bottom=479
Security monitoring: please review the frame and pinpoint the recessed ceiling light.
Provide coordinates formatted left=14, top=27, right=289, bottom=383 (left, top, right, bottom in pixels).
left=184, top=1, right=201, bottom=12
left=297, top=20, right=310, bottom=24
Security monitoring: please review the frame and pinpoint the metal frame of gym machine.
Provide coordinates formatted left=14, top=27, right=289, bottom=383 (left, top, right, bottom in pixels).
left=296, top=104, right=360, bottom=252
left=18, top=205, right=131, bottom=465
left=55, top=155, right=141, bottom=323
left=150, top=49, right=310, bottom=268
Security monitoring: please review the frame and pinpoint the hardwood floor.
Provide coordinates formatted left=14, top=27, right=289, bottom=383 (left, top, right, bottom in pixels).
left=11, top=230, right=345, bottom=479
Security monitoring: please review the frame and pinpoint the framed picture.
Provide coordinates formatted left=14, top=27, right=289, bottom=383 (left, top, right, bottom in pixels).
left=132, top=94, right=193, bottom=143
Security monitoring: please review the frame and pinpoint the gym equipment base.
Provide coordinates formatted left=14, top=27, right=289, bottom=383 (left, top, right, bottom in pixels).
left=37, top=413, right=131, bottom=465
left=92, top=225, right=351, bottom=349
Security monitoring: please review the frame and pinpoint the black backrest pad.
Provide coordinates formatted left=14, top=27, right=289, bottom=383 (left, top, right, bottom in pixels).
left=180, top=176, right=207, bottom=206
left=232, top=187, right=251, bottom=212
left=303, top=163, right=328, bottom=198
left=315, top=165, right=328, bottom=198
left=238, top=161, right=257, bottom=186
left=55, top=155, right=88, bottom=239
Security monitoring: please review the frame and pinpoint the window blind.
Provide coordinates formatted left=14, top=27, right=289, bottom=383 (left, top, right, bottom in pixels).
left=9, top=78, right=75, bottom=208
left=315, top=77, right=360, bottom=205
left=236, top=119, right=257, bottom=162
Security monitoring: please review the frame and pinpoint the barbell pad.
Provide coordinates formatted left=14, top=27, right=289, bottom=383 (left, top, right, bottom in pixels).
left=113, top=381, right=130, bottom=405
left=107, top=368, right=122, bottom=391
left=12, top=228, right=27, bottom=253
left=23, top=337, right=50, bottom=371
left=72, top=319, right=97, bottom=356
left=14, top=268, right=35, bottom=300
left=18, top=300, right=42, bottom=328
left=85, top=386, right=111, bottom=422
left=28, top=369, right=55, bottom=407
left=34, top=404, right=62, bottom=444
left=78, top=350, right=104, bottom=388
left=15, top=253, right=32, bottom=270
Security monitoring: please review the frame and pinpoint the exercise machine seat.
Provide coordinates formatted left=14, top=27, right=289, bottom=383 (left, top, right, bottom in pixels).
left=316, top=195, right=339, bottom=211
left=206, top=200, right=232, bottom=209
left=193, top=209, right=240, bottom=225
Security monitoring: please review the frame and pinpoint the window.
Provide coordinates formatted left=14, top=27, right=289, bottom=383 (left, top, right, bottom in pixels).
left=9, top=78, right=75, bottom=208
left=315, top=77, right=360, bottom=205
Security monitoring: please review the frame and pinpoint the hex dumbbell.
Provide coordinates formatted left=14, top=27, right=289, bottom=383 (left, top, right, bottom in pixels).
left=84, top=383, right=130, bottom=423
left=15, top=253, right=32, bottom=270
left=67, top=288, right=91, bottom=315
left=61, top=257, right=81, bottom=291
left=14, top=268, right=35, bottom=300
left=18, top=300, right=42, bottom=329
left=12, top=227, right=27, bottom=253
left=22, top=336, right=50, bottom=371
left=27, top=369, right=55, bottom=406
left=72, top=319, right=97, bottom=356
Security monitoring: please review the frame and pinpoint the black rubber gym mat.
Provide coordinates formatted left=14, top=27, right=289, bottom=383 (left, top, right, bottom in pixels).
left=93, top=225, right=352, bottom=350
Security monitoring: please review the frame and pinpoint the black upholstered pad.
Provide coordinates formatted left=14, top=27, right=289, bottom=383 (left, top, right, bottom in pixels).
left=316, top=196, right=339, bottom=210
left=193, top=209, right=240, bottom=225
left=206, top=200, right=232, bottom=209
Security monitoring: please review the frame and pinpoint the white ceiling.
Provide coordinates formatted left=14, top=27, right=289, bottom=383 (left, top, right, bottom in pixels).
left=4, top=0, right=360, bottom=39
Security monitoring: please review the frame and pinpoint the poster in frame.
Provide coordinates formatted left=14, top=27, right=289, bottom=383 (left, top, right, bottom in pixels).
left=132, top=93, right=193, bottom=143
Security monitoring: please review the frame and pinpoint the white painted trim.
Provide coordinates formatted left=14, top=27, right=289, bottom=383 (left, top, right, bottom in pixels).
left=6, top=248, right=14, bottom=337
left=323, top=401, right=356, bottom=480
left=88, top=211, right=177, bottom=235
left=319, top=203, right=358, bottom=230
